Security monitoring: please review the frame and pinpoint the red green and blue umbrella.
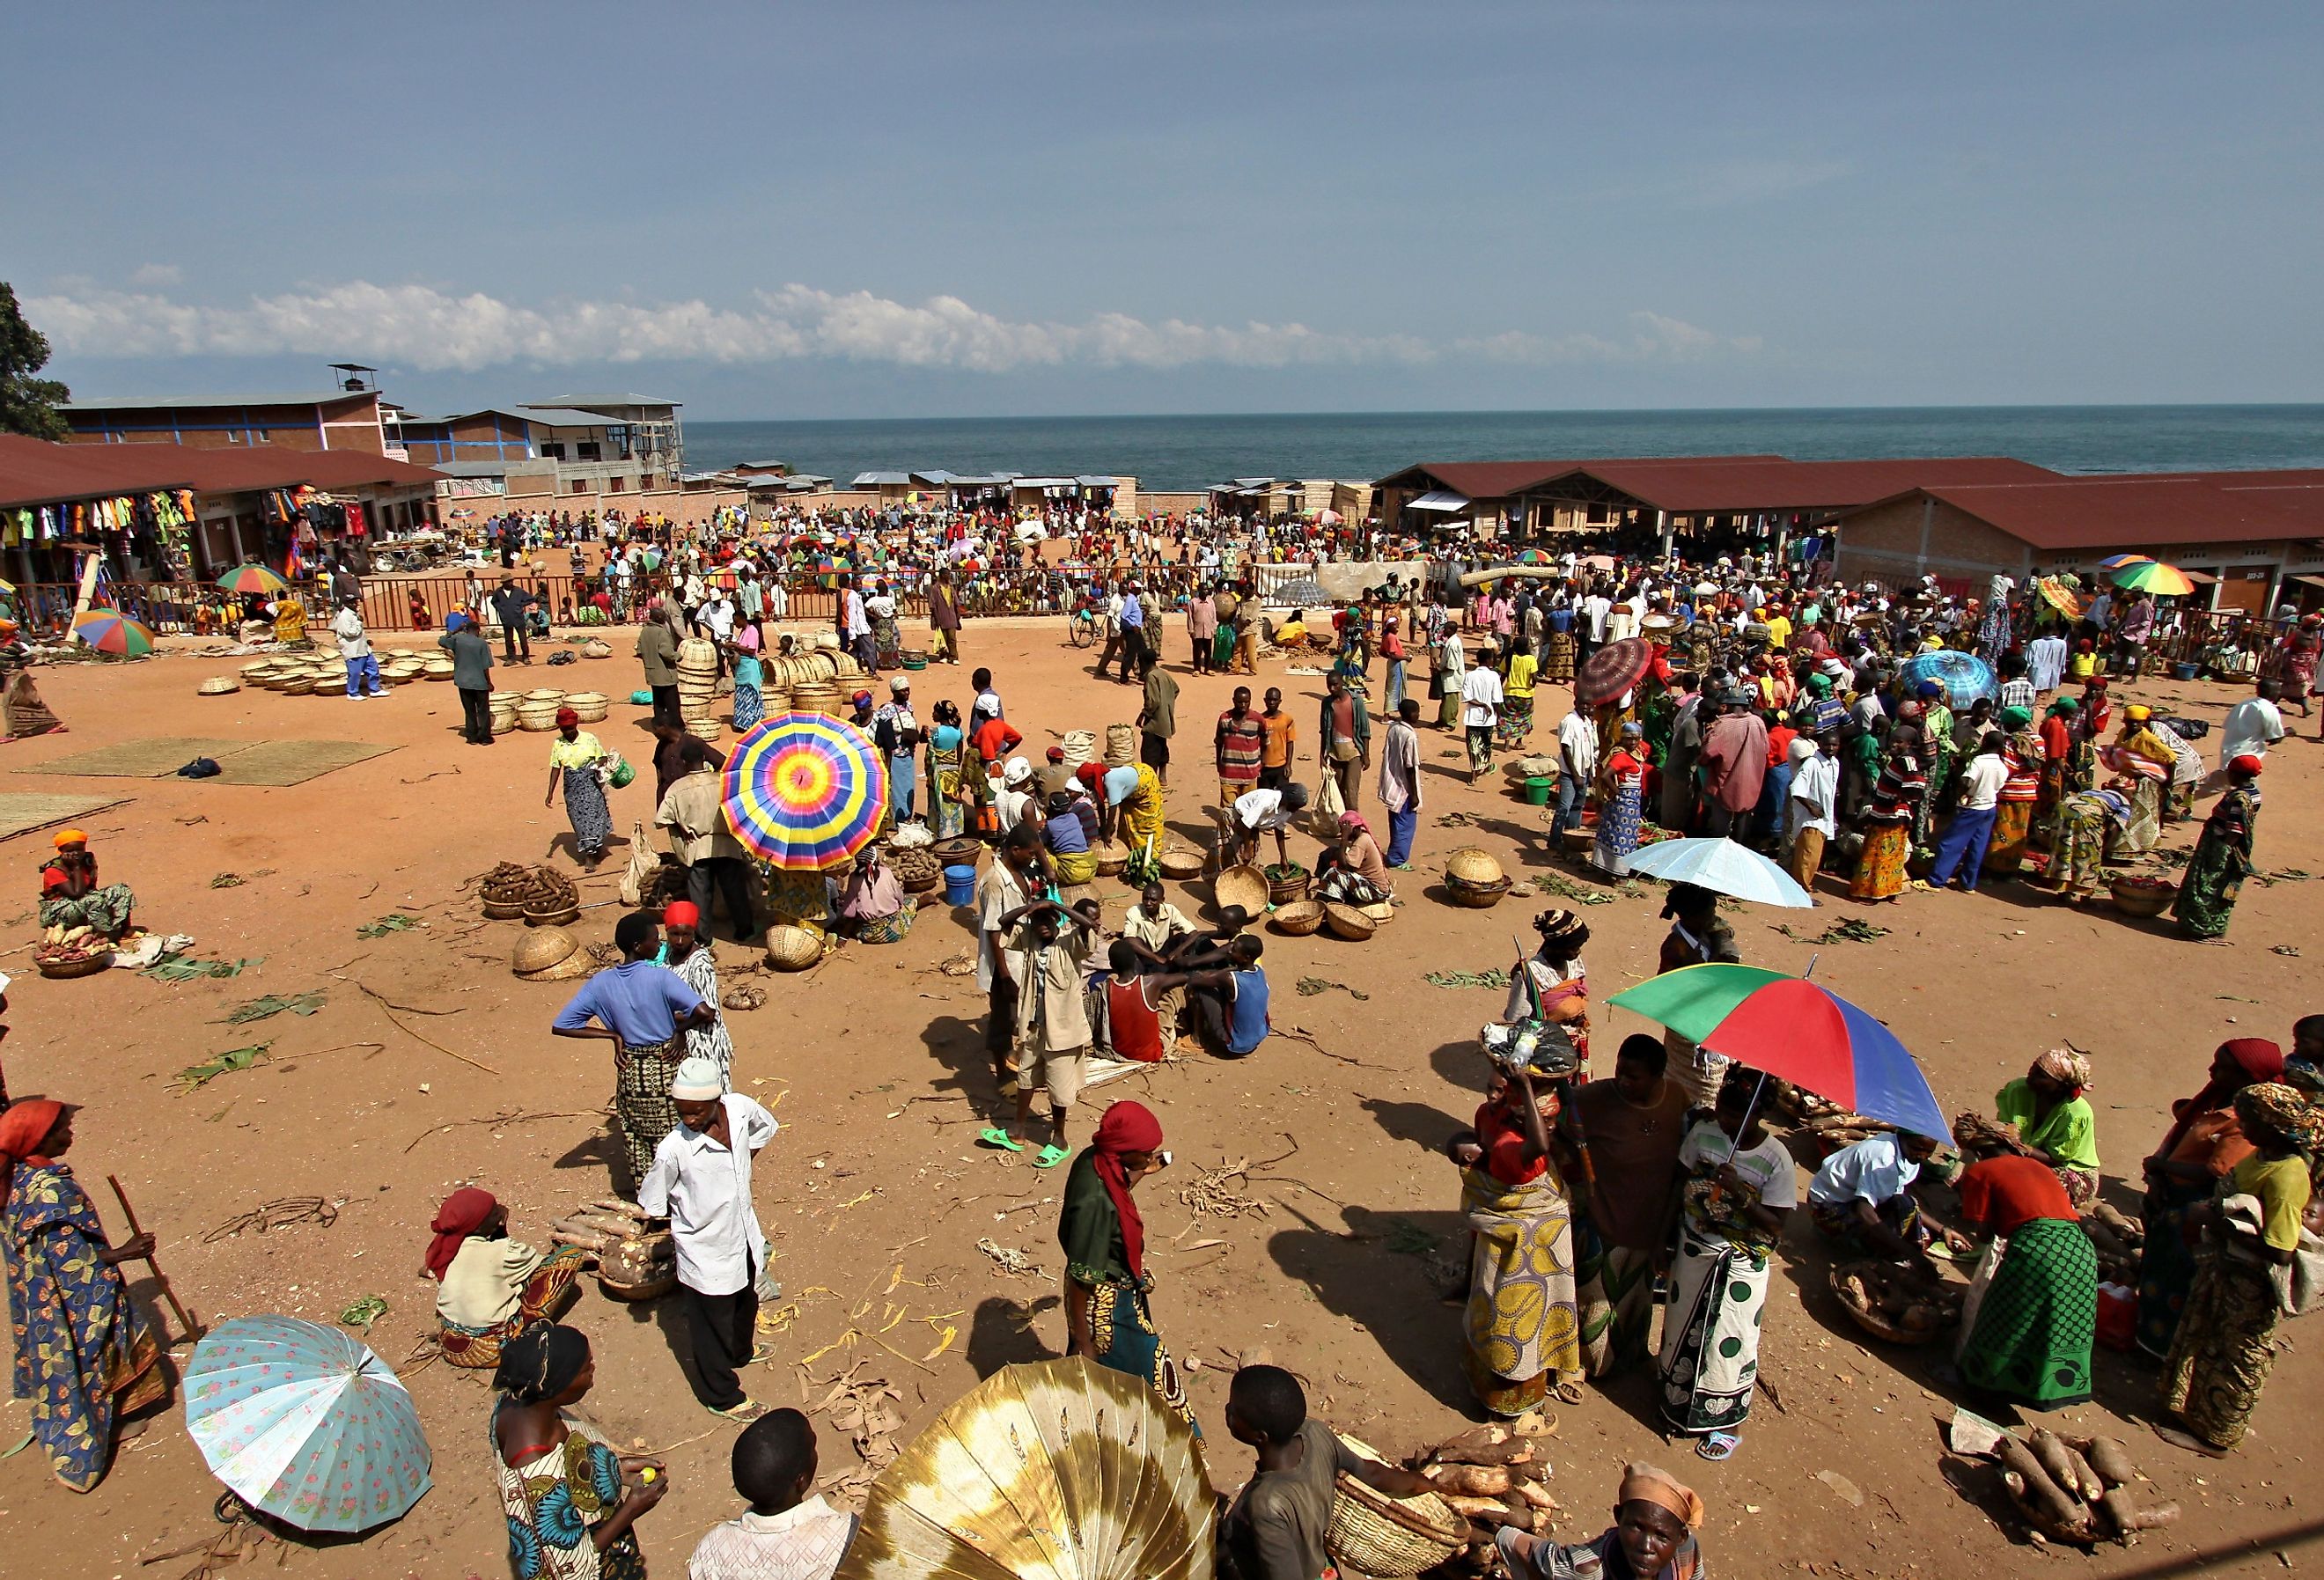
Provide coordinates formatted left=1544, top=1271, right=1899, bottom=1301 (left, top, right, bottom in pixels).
left=1515, top=548, right=1551, bottom=564
left=2112, top=560, right=2196, bottom=596
left=72, top=608, right=157, bottom=657
left=722, top=712, right=889, bottom=871
left=217, top=562, right=289, bottom=595
left=1608, top=963, right=1952, bottom=1140
left=2094, top=554, right=2151, bottom=570
left=184, top=1314, right=431, bottom=1533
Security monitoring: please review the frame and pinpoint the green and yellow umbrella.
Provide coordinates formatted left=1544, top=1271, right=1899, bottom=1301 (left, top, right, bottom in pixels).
left=217, top=563, right=290, bottom=596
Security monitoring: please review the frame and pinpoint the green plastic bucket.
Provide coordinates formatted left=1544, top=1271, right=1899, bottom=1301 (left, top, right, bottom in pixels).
left=1522, top=775, right=1555, bottom=805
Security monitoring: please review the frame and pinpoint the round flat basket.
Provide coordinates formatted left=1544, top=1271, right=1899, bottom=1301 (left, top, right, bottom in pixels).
left=481, top=897, right=529, bottom=920
left=596, top=1270, right=677, bottom=1303
left=1323, top=901, right=1378, bottom=941
left=36, top=951, right=114, bottom=980
left=1093, top=840, right=1130, bottom=877
left=1214, top=863, right=1269, bottom=917
left=1326, top=1435, right=1467, bottom=1576
left=197, top=677, right=240, bottom=695
left=524, top=688, right=567, bottom=704
left=512, top=926, right=580, bottom=974
left=563, top=692, right=608, bottom=710
left=1158, top=847, right=1206, bottom=881
left=516, top=952, right=594, bottom=981
left=1269, top=900, right=1325, bottom=936
left=1445, top=874, right=1513, bottom=909
left=238, top=660, right=276, bottom=677
left=1829, top=1261, right=1955, bottom=1346
left=764, top=923, right=826, bottom=972
left=423, top=662, right=455, bottom=680
left=2110, top=875, right=2176, bottom=917
left=1445, top=846, right=1505, bottom=887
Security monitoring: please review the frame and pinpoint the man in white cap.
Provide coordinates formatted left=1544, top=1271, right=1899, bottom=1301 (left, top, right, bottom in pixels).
left=640, top=1055, right=781, bottom=1422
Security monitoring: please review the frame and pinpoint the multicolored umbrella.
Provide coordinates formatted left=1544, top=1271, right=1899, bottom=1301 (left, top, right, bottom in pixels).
left=1620, top=837, right=1814, bottom=908
left=184, top=1315, right=431, bottom=1534
left=2112, top=560, right=2197, bottom=596
left=1515, top=547, right=1551, bottom=564
left=1609, top=964, right=1951, bottom=1140
left=217, top=562, right=290, bottom=596
left=1573, top=636, right=1652, bottom=707
left=722, top=713, right=889, bottom=871
left=2095, top=554, right=2152, bottom=570
left=2036, top=576, right=2085, bottom=621
left=72, top=608, right=157, bottom=657
left=1898, top=649, right=1996, bottom=707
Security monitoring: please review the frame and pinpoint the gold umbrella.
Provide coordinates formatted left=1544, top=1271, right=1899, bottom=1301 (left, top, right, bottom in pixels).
left=835, top=1357, right=1214, bottom=1580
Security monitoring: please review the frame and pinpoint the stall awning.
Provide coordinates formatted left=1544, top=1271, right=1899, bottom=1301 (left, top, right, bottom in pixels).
left=2289, top=574, right=2324, bottom=591
left=1408, top=489, right=1472, bottom=512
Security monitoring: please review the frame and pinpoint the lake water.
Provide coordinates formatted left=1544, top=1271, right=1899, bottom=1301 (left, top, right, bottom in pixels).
left=684, top=406, right=2324, bottom=494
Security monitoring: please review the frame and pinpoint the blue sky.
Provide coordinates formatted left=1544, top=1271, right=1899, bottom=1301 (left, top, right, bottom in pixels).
left=9, top=2, right=2320, bottom=418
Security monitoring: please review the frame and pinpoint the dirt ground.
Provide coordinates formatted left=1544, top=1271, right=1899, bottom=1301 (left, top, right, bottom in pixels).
left=2, top=614, right=2320, bottom=1580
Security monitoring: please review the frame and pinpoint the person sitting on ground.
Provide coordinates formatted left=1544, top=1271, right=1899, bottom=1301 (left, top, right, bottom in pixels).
left=1043, top=789, right=1098, bottom=886
left=1186, top=933, right=1270, bottom=1059
left=1314, top=810, right=1392, bottom=902
left=423, top=1187, right=593, bottom=1370
left=1989, top=1047, right=2102, bottom=1208
left=1807, top=1128, right=1963, bottom=1265
left=1093, top=938, right=1229, bottom=1065
left=38, top=829, right=136, bottom=941
left=1217, top=1363, right=1436, bottom=1580
left=687, top=1407, right=860, bottom=1580
left=1496, top=1462, right=1708, bottom=1580
left=982, top=899, right=1101, bottom=1167
left=1121, top=879, right=1198, bottom=969
left=827, top=848, right=916, bottom=944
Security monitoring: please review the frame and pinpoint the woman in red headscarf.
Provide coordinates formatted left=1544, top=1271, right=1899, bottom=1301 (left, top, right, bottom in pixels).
left=1, top=1099, right=168, bottom=1490
left=2173, top=754, right=2263, bottom=940
left=424, top=1186, right=595, bottom=1370
left=2136, top=1036, right=2286, bottom=1359
left=543, top=706, right=614, bottom=868
left=1055, top=1100, right=1194, bottom=1426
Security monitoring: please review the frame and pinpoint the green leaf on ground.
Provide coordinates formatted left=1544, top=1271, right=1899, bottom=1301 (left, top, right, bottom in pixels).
left=221, top=991, right=326, bottom=1025
left=171, top=1043, right=273, bottom=1091
left=356, top=913, right=419, bottom=938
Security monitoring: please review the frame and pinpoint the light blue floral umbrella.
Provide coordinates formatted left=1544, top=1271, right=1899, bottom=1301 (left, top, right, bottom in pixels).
left=1620, top=835, right=1815, bottom=907
left=184, top=1315, right=431, bottom=1533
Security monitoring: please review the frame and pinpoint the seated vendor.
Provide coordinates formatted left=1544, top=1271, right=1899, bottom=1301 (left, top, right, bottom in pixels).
left=1043, top=789, right=1098, bottom=886
left=827, top=849, right=916, bottom=943
left=1267, top=608, right=1309, bottom=648
left=1806, top=1129, right=1963, bottom=1263
left=1989, top=1047, right=2101, bottom=1209
left=1496, top=1462, right=1709, bottom=1580
left=1314, top=810, right=1392, bottom=902
left=39, top=829, right=136, bottom=941
left=423, top=1187, right=592, bottom=1369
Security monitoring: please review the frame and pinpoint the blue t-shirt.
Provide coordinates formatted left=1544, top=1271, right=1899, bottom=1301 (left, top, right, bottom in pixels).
left=553, top=960, right=703, bottom=1047
left=1045, top=811, right=1091, bottom=855
left=1227, top=966, right=1270, bottom=1055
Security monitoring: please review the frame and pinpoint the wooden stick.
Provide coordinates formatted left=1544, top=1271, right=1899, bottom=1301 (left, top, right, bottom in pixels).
left=106, top=1175, right=205, bottom=1344
left=339, top=977, right=499, bottom=1073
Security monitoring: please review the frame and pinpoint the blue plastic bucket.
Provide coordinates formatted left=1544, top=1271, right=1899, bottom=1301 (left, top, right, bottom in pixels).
left=943, top=863, right=977, bottom=905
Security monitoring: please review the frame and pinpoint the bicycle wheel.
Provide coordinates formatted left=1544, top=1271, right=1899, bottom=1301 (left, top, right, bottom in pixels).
left=1070, top=615, right=1095, bottom=648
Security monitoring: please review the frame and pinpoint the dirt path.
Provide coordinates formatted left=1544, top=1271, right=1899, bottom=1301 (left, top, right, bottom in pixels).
left=1, top=621, right=2318, bottom=1579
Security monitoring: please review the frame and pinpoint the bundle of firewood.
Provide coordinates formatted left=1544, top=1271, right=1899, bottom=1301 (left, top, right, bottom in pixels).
left=1401, top=1420, right=1558, bottom=1556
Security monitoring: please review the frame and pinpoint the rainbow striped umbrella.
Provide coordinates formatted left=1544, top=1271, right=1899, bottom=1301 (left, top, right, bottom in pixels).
left=2112, top=560, right=2196, bottom=596
left=721, top=713, right=889, bottom=871
left=73, top=608, right=157, bottom=657
left=2095, top=554, right=2151, bottom=570
left=217, top=562, right=290, bottom=595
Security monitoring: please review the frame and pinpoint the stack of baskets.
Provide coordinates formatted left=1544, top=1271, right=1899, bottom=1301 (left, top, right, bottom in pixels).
left=563, top=691, right=610, bottom=724
left=675, top=636, right=721, bottom=738
left=1445, top=847, right=1512, bottom=908
left=379, top=655, right=425, bottom=686
left=423, top=657, right=456, bottom=682
left=488, top=692, right=519, bottom=735
left=517, top=689, right=567, bottom=731
left=511, top=927, right=591, bottom=981
left=791, top=681, right=842, bottom=720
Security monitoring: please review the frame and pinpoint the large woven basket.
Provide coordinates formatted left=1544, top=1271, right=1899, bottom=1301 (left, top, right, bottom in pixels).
left=764, top=923, right=825, bottom=971
left=1323, top=901, right=1378, bottom=941
left=1325, top=1435, right=1467, bottom=1576
left=36, top=950, right=114, bottom=980
left=1829, top=1261, right=1954, bottom=1346
left=1265, top=866, right=1311, bottom=905
left=597, top=1268, right=678, bottom=1302
left=1445, top=846, right=1505, bottom=887
left=512, top=926, right=580, bottom=974
left=524, top=900, right=581, bottom=928
left=1445, top=874, right=1512, bottom=909
left=1093, top=839, right=1130, bottom=878
left=423, top=660, right=455, bottom=680
left=2110, top=874, right=2176, bottom=917
left=1158, top=846, right=1206, bottom=880
left=197, top=677, right=240, bottom=695
left=516, top=952, right=594, bottom=981
left=1269, top=900, right=1325, bottom=936
left=1213, top=863, right=1269, bottom=918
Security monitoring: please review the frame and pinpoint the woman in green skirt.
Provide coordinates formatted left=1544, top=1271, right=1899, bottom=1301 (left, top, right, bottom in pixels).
left=2174, top=755, right=2262, bottom=939
left=1953, top=1156, right=2096, bottom=1409
left=1057, top=1099, right=1196, bottom=1429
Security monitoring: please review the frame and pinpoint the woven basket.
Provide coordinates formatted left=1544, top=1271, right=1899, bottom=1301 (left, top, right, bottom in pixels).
left=931, top=837, right=983, bottom=869
left=1157, top=847, right=1206, bottom=881
left=523, top=687, right=567, bottom=704
left=524, top=900, right=581, bottom=927
left=1560, top=826, right=1595, bottom=854
left=597, top=1269, right=678, bottom=1302
left=481, top=897, right=529, bottom=920
left=1093, top=839, right=1130, bottom=877
left=423, top=660, right=455, bottom=680
left=564, top=692, right=607, bottom=710
left=518, top=708, right=562, bottom=732
left=1269, top=900, right=1325, bottom=936
left=1213, top=863, right=1269, bottom=917
left=1445, top=874, right=1512, bottom=909
left=686, top=717, right=725, bottom=742
left=1445, top=846, right=1505, bottom=886
left=765, top=923, right=826, bottom=971
left=197, top=677, right=240, bottom=695
left=2110, top=875, right=2176, bottom=917
left=512, top=926, right=580, bottom=974
left=1326, top=1435, right=1467, bottom=1576
left=239, top=660, right=276, bottom=677
left=517, top=952, right=594, bottom=981
left=36, top=951, right=114, bottom=980
left=1265, top=867, right=1311, bottom=905
left=1323, top=901, right=1377, bottom=941
left=1829, top=1262, right=1954, bottom=1346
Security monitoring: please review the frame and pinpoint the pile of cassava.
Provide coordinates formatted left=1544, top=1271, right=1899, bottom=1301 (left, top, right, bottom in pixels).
left=1994, top=1428, right=2179, bottom=1544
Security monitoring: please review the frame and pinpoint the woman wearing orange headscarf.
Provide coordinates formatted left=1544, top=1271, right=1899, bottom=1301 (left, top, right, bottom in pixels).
left=1, top=1099, right=167, bottom=1490
left=1497, top=1461, right=1707, bottom=1580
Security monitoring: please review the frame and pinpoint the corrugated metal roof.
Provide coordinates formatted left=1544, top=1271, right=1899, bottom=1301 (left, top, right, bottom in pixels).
left=59, top=390, right=374, bottom=412
left=1373, top=457, right=1787, bottom=500
left=909, top=470, right=956, bottom=485
left=1544, top=456, right=2058, bottom=512
left=851, top=472, right=911, bottom=487
left=1841, top=477, right=2320, bottom=551
left=504, top=407, right=620, bottom=429
left=525, top=394, right=680, bottom=409
left=1074, top=475, right=1119, bottom=488
left=0, top=436, right=440, bottom=509
left=430, top=460, right=510, bottom=479
left=1011, top=477, right=1076, bottom=489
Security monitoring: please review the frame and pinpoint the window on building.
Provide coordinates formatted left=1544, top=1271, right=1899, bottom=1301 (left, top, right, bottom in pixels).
left=1586, top=502, right=1607, bottom=524
left=577, top=442, right=601, bottom=462
left=608, top=478, right=627, bottom=493
left=570, top=480, right=589, bottom=495
left=540, top=443, right=565, bottom=461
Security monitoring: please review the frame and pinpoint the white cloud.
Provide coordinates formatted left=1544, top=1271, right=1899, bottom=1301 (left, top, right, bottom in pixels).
left=128, top=262, right=181, bottom=287
left=26, top=281, right=1757, bottom=375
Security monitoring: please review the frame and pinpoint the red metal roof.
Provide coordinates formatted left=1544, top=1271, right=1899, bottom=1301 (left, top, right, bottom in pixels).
left=1532, top=456, right=2060, bottom=513
left=0, top=436, right=441, bottom=510
left=1375, top=456, right=1784, bottom=500
left=1842, top=477, right=2321, bottom=551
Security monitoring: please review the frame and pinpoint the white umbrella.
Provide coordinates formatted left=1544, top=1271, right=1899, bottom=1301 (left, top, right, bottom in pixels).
left=1619, top=836, right=1814, bottom=908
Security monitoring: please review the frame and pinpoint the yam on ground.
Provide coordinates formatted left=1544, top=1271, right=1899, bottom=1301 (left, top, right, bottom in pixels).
left=1439, top=1493, right=1514, bottom=1522
left=2056, top=1440, right=2105, bottom=1503
left=2030, top=1429, right=2097, bottom=1504
left=1997, top=1437, right=2083, bottom=1530
left=2121, top=1502, right=2180, bottom=1532
left=1430, top=1437, right=1535, bottom=1468
left=1511, top=1481, right=1559, bottom=1512
left=1424, top=1463, right=1514, bottom=1497
left=2080, top=1437, right=2137, bottom=1489
left=1433, top=1423, right=1511, bottom=1457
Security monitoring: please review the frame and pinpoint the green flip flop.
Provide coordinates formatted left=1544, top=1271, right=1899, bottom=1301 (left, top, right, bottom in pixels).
left=1033, top=1144, right=1070, bottom=1169
left=978, top=1127, right=1026, bottom=1152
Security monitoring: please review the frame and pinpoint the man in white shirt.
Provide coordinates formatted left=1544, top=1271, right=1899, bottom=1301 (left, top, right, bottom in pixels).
left=638, top=1058, right=780, bottom=1420
left=330, top=597, right=384, bottom=699
left=1579, top=591, right=1613, bottom=659
left=1783, top=735, right=1838, bottom=893
left=1460, top=658, right=1504, bottom=784
left=2218, top=679, right=2286, bottom=773
left=688, top=1409, right=859, bottom=1580
left=1553, top=704, right=1597, bottom=841
left=1231, top=782, right=1310, bottom=870
left=1926, top=731, right=2009, bottom=892
left=1807, top=1130, right=1946, bottom=1262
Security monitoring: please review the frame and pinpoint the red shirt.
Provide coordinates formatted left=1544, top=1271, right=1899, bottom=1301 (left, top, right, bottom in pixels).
left=1475, top=1098, right=1556, bottom=1187
left=1957, top=1155, right=2075, bottom=1234
left=1106, top=977, right=1166, bottom=1063
left=971, top=719, right=1023, bottom=763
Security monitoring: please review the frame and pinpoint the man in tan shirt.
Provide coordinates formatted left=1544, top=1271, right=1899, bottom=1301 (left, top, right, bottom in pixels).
left=656, top=739, right=758, bottom=940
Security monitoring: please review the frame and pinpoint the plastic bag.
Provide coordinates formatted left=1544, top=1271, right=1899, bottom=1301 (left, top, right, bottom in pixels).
left=618, top=820, right=656, bottom=906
